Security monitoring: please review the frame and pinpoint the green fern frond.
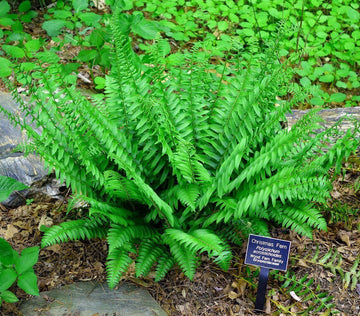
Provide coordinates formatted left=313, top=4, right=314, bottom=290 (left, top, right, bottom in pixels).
left=174, top=184, right=201, bottom=212
left=106, top=247, right=133, bottom=289
left=269, top=203, right=327, bottom=238
left=154, top=251, right=175, bottom=282
left=41, top=217, right=108, bottom=247
left=344, top=256, right=360, bottom=290
left=107, top=225, right=157, bottom=252
left=275, top=271, right=335, bottom=313
left=135, top=238, right=164, bottom=277
left=301, top=248, right=360, bottom=291
left=81, top=196, right=134, bottom=226
left=164, top=228, right=231, bottom=269
left=173, top=141, right=210, bottom=184
left=104, top=170, right=144, bottom=202
left=168, top=240, right=197, bottom=280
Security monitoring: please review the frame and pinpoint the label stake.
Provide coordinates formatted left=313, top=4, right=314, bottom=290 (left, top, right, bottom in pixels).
left=244, top=234, right=291, bottom=313
left=254, top=267, right=269, bottom=312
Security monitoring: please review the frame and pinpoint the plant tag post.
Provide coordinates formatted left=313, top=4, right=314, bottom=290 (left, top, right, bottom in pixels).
left=245, top=234, right=291, bottom=313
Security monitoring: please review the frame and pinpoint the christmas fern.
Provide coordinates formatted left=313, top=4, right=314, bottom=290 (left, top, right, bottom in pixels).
left=1, top=7, right=359, bottom=288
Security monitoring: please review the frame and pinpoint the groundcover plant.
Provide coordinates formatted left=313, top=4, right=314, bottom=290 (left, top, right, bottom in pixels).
left=1, top=7, right=359, bottom=288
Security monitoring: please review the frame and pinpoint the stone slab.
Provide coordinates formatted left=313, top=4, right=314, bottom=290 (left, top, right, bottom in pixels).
left=20, top=281, right=168, bottom=316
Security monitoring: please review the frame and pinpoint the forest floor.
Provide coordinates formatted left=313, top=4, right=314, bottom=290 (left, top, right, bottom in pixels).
left=0, top=168, right=359, bottom=315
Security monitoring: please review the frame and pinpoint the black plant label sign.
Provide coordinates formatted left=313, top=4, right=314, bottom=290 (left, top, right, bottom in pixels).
left=245, top=234, right=291, bottom=271
left=245, top=234, right=291, bottom=312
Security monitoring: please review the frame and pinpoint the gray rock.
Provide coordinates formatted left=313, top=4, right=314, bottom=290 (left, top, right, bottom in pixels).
left=0, top=91, right=62, bottom=207
left=20, top=281, right=168, bottom=316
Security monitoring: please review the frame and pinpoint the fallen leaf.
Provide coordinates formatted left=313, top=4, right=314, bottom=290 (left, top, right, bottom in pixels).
left=182, top=289, right=186, bottom=298
left=228, top=291, right=239, bottom=300
left=46, top=244, right=61, bottom=253
left=1, top=224, right=19, bottom=239
left=338, top=230, right=351, bottom=246
left=38, top=215, right=53, bottom=230
left=265, top=297, right=271, bottom=314
left=231, top=279, right=247, bottom=296
left=297, top=259, right=309, bottom=268
left=331, top=190, right=341, bottom=199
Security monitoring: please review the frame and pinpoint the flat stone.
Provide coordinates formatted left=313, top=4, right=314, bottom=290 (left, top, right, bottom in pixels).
left=20, top=281, right=168, bottom=316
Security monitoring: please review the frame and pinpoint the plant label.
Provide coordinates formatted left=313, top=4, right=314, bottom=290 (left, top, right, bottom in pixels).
left=245, top=234, right=291, bottom=312
left=245, top=234, right=291, bottom=271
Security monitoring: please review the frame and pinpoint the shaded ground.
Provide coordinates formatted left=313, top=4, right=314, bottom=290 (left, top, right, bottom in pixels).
left=0, top=167, right=359, bottom=315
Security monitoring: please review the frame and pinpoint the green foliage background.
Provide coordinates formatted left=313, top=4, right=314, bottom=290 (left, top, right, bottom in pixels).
left=0, top=0, right=359, bottom=105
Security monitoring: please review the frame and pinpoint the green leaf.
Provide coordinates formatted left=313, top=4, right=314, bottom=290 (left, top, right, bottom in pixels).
left=310, top=97, right=324, bottom=106
left=228, top=13, right=239, bottom=23
left=11, top=20, right=23, bottom=32
left=319, top=74, right=334, bottom=83
left=0, top=17, right=14, bottom=26
left=208, top=20, right=217, bottom=29
left=89, top=29, right=105, bottom=47
left=300, top=77, right=311, bottom=88
left=77, top=49, right=98, bottom=62
left=346, top=7, right=360, bottom=21
left=0, top=57, right=13, bottom=77
left=0, top=290, right=18, bottom=303
left=0, top=238, right=15, bottom=266
left=72, top=0, right=88, bottom=13
left=53, top=9, right=72, bottom=19
left=42, top=20, right=67, bottom=37
left=18, top=0, right=31, bottom=12
left=352, top=30, right=360, bottom=40
left=131, top=19, right=160, bottom=39
left=2, top=45, right=25, bottom=59
left=329, top=93, right=346, bottom=103
left=78, top=12, right=101, bottom=26
left=15, top=246, right=39, bottom=275
left=20, top=62, right=36, bottom=72
left=0, top=269, right=17, bottom=292
left=21, top=10, right=38, bottom=23
left=157, top=40, right=171, bottom=56
left=94, top=76, right=105, bottom=90
left=218, top=21, right=228, bottom=31
left=17, top=271, right=39, bottom=296
left=0, top=1, right=10, bottom=17
left=0, top=176, right=28, bottom=202
left=25, top=39, right=41, bottom=53
left=336, top=81, right=348, bottom=89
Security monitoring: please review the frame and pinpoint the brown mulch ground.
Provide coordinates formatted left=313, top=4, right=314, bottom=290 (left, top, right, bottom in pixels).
left=0, top=168, right=360, bottom=316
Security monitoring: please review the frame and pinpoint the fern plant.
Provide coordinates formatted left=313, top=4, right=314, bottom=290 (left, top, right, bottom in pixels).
left=1, top=7, right=359, bottom=288
left=295, top=247, right=360, bottom=291
left=274, top=271, right=336, bottom=314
